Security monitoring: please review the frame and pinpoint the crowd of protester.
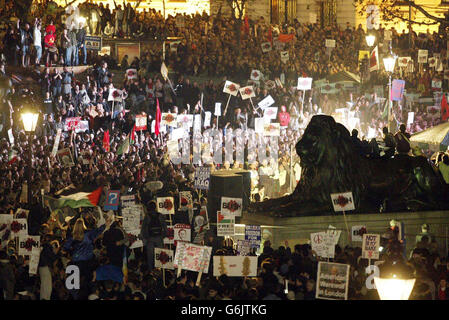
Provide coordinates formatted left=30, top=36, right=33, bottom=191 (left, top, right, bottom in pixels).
left=0, top=1, right=449, bottom=301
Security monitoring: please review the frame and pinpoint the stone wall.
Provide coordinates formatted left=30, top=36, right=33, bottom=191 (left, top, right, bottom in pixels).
left=239, top=210, right=449, bottom=257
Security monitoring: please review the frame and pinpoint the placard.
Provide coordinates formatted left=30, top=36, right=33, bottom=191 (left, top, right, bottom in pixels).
left=154, top=248, right=174, bottom=269
left=51, top=129, right=62, bottom=157
left=163, top=226, right=174, bottom=245
left=330, top=192, right=355, bottom=211
left=179, top=191, right=193, bottom=211
left=263, top=123, right=280, bottom=136
left=351, top=225, right=366, bottom=242
left=18, top=235, right=40, bottom=256
left=8, top=128, right=14, bottom=145
left=10, top=218, right=27, bottom=237
left=85, top=35, right=102, bottom=51
left=391, top=79, right=405, bottom=101
left=311, top=231, right=332, bottom=258
left=280, top=51, right=289, bottom=63
left=104, top=190, right=120, bottom=211
left=223, top=81, right=240, bottom=96
left=29, top=247, right=41, bottom=275
left=245, top=225, right=261, bottom=247
left=258, top=95, right=275, bottom=110
left=57, top=148, right=74, bottom=167
left=214, top=103, right=221, bottom=116
left=236, top=240, right=252, bottom=256
left=0, top=215, right=13, bottom=249
left=135, top=115, right=147, bottom=131
left=157, top=197, right=175, bottom=215
left=122, top=206, right=141, bottom=231
left=316, top=262, right=350, bottom=300
left=239, top=86, right=256, bottom=100
left=217, top=211, right=235, bottom=236
left=398, top=57, right=412, bottom=67
left=64, top=117, right=81, bottom=131
left=261, top=42, right=272, bottom=53
left=178, top=114, right=194, bottom=128
left=213, top=256, right=258, bottom=277
left=193, top=206, right=210, bottom=233
left=297, top=77, right=313, bottom=90
left=325, top=39, right=336, bottom=48
left=254, top=118, right=265, bottom=133
left=126, top=68, right=138, bottom=80
left=263, top=107, right=278, bottom=120
left=126, top=229, right=143, bottom=249
left=362, top=233, right=380, bottom=259
left=173, top=242, right=212, bottom=273
left=173, top=224, right=190, bottom=245
left=161, top=113, right=178, bottom=127
left=121, top=194, right=136, bottom=208
left=221, top=197, right=243, bottom=217
left=194, top=167, right=210, bottom=190
left=418, top=49, right=428, bottom=64
left=250, top=69, right=262, bottom=81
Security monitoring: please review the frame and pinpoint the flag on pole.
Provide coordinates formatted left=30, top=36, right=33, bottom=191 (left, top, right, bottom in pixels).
left=45, top=187, right=103, bottom=209
left=7, top=149, right=18, bottom=165
left=130, top=124, right=136, bottom=145
left=155, top=98, right=162, bottom=136
left=442, top=93, right=449, bottom=121
left=370, top=45, right=379, bottom=72
left=117, top=136, right=130, bottom=156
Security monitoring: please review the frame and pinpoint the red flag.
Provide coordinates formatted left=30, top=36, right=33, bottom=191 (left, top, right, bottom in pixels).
left=370, top=45, right=379, bottom=72
left=155, top=99, right=161, bottom=136
left=244, top=16, right=250, bottom=34
left=130, top=124, right=136, bottom=144
left=103, top=130, right=110, bottom=152
left=278, top=33, right=295, bottom=43
left=442, top=93, right=449, bottom=121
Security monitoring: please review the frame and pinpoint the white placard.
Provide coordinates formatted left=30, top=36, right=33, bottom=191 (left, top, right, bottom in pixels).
left=263, top=107, right=278, bottom=120
left=297, top=77, right=313, bottom=90
left=157, top=197, right=175, bottom=214
left=351, top=225, right=366, bottom=242
left=126, top=229, right=144, bottom=249
left=258, top=95, right=275, bottom=110
left=214, top=103, right=221, bottom=116
left=213, top=256, right=258, bottom=277
left=325, top=39, right=336, bottom=48
left=221, top=197, right=243, bottom=217
left=223, top=81, right=240, bottom=96
left=122, top=206, right=141, bottom=231
left=154, top=248, right=174, bottom=269
left=330, top=192, right=355, bottom=212
left=362, top=233, right=380, bottom=259
left=217, top=211, right=235, bottom=236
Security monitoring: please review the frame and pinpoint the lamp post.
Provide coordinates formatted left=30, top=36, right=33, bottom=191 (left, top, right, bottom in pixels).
left=383, top=55, right=397, bottom=133
left=21, top=111, right=39, bottom=205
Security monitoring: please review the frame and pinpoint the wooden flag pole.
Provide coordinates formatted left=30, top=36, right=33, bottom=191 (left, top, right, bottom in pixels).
left=342, top=210, right=351, bottom=242
left=163, top=268, right=166, bottom=288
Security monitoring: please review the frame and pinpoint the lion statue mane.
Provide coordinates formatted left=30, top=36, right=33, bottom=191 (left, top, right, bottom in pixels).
left=251, top=115, right=449, bottom=217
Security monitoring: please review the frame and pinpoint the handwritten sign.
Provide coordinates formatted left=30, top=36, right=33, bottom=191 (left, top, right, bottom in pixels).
left=362, top=233, right=380, bottom=259
left=330, top=192, right=355, bottom=211
left=316, top=262, right=350, bottom=300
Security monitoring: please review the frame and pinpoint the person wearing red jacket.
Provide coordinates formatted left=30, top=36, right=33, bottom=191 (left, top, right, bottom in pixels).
left=278, top=105, right=290, bottom=128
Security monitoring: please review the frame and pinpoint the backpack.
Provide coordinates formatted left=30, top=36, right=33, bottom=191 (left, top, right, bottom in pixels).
left=148, top=213, right=162, bottom=236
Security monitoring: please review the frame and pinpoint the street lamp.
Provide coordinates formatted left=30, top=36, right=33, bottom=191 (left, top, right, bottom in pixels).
left=21, top=111, right=39, bottom=205
left=374, top=276, right=415, bottom=300
left=383, top=55, right=397, bottom=132
left=366, top=34, right=375, bottom=47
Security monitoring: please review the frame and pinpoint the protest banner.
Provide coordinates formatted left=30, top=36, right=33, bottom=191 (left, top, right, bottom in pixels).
left=351, top=225, right=367, bottom=242
left=154, top=248, right=174, bottom=269
left=157, top=197, right=175, bottom=214
left=362, top=233, right=380, bottom=259
left=11, top=218, right=27, bottom=237
left=104, top=190, right=120, bottom=211
left=330, top=192, right=355, bottom=211
left=258, top=95, right=275, bottom=110
left=57, top=148, right=75, bottom=168
left=221, top=197, right=243, bottom=217
left=204, top=111, right=211, bottom=127
left=174, top=242, right=212, bottom=273
left=194, top=167, right=210, bottom=190
left=214, top=103, right=221, bottom=117
left=327, top=225, right=341, bottom=246
left=263, top=123, right=281, bottom=136
left=121, top=194, right=136, bottom=208
left=245, top=225, right=261, bottom=248
left=0, top=215, right=13, bottom=249
left=126, top=229, right=143, bottom=249
left=193, top=114, right=202, bottom=132
left=223, top=80, right=240, bottom=96
left=18, top=235, right=40, bottom=256
left=217, top=211, right=235, bottom=236
left=263, top=107, right=278, bottom=120
left=178, top=114, right=194, bottom=128
left=126, top=68, right=138, bottom=80
left=237, top=239, right=252, bottom=256
left=325, top=39, right=336, bottom=48
left=297, top=77, right=313, bottom=91
left=316, top=262, right=350, bottom=300
left=428, top=57, right=436, bottom=68
left=161, top=113, right=178, bottom=127
left=8, top=128, right=14, bottom=145
left=29, top=247, right=41, bottom=275
left=135, top=115, right=147, bottom=131
left=122, top=206, right=141, bottom=231
left=391, top=79, right=405, bottom=101
left=75, top=121, right=89, bottom=133
left=174, top=223, right=191, bottom=244
left=213, top=256, right=258, bottom=277
left=108, top=88, right=123, bottom=102
left=179, top=191, right=193, bottom=211
left=64, top=117, right=81, bottom=131
left=418, top=49, right=428, bottom=64
left=239, top=86, right=256, bottom=100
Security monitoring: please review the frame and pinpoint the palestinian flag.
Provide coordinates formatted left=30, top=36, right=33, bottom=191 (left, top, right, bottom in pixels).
left=7, top=149, right=18, bottom=165
left=45, top=186, right=103, bottom=210
left=117, top=125, right=136, bottom=156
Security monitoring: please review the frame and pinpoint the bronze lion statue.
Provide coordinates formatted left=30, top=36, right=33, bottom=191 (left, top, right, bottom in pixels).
left=250, top=115, right=449, bottom=216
